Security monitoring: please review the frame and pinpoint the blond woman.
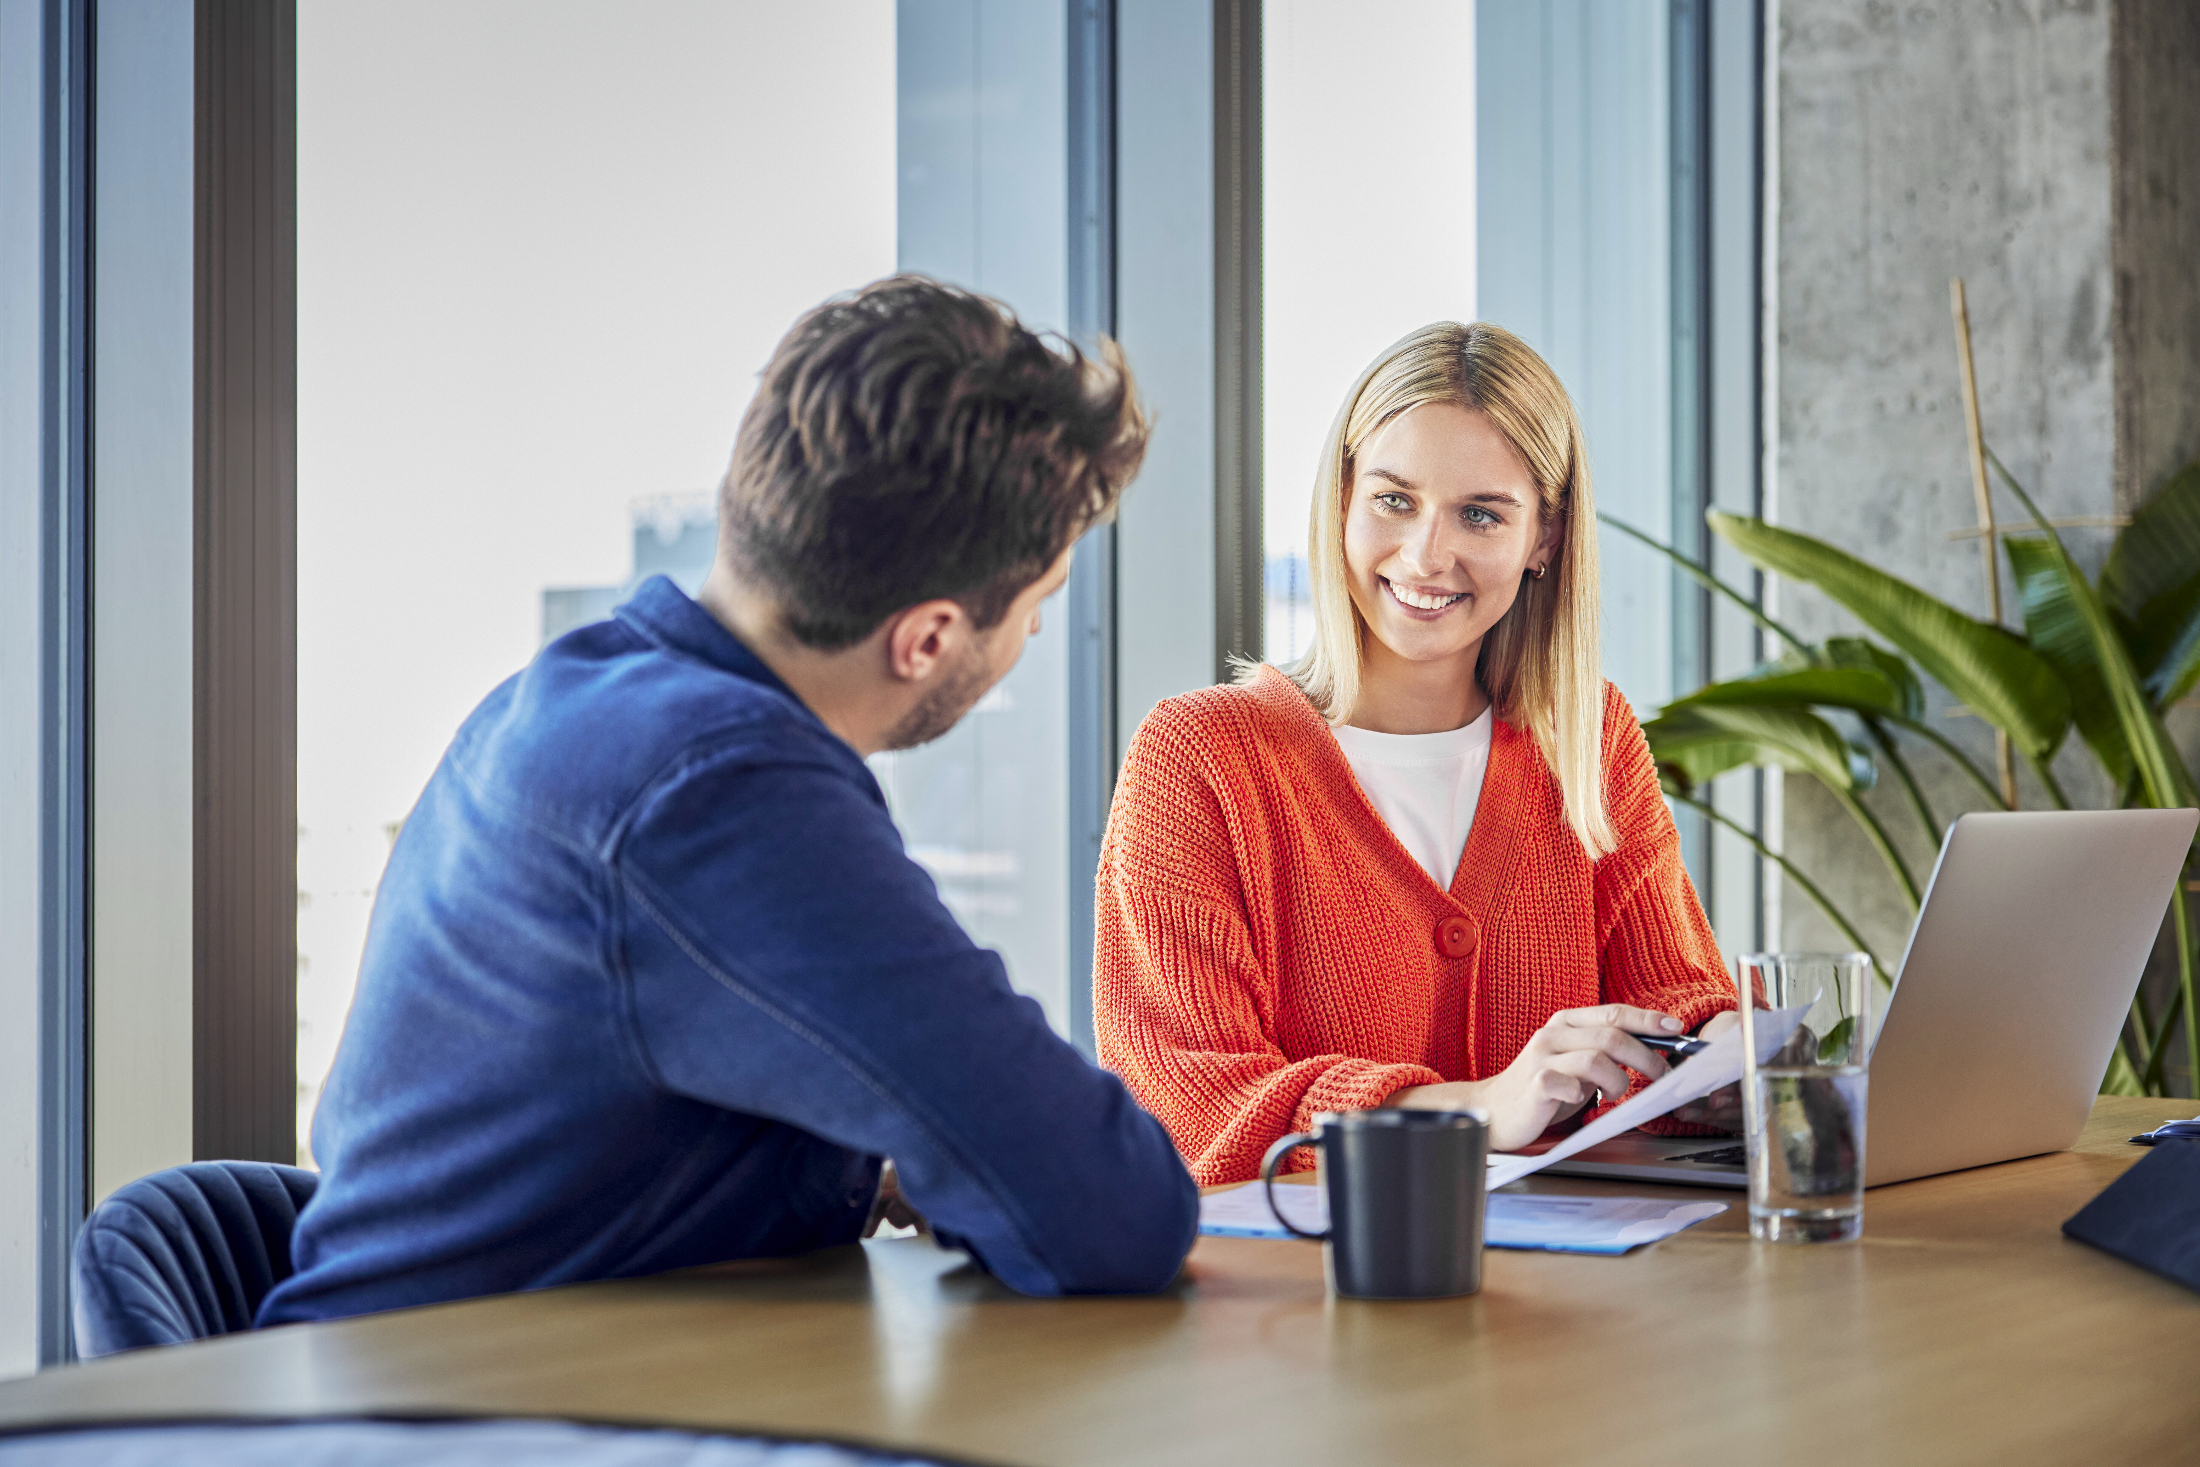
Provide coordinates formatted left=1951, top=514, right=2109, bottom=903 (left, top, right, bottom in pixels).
left=1094, top=322, right=1739, bottom=1185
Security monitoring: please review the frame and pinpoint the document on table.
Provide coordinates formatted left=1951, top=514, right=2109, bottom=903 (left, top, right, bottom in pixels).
left=1199, top=1183, right=1726, bottom=1255
left=1482, top=1002, right=1811, bottom=1190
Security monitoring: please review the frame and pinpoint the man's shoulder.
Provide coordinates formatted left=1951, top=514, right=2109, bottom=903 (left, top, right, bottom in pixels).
left=446, top=616, right=867, bottom=854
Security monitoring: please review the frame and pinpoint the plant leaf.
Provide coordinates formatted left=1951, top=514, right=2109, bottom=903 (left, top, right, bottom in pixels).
left=1709, top=511, right=2072, bottom=759
left=1817, top=1015, right=1860, bottom=1065
left=1651, top=739, right=1761, bottom=798
left=2101, top=1043, right=2145, bottom=1097
left=2103, top=457, right=2200, bottom=709
left=1674, top=665, right=1905, bottom=719
left=1992, top=471, right=2199, bottom=810
left=1597, top=512, right=1816, bottom=658
left=2006, top=535, right=2134, bottom=789
left=2130, top=572, right=2200, bottom=709
left=1821, top=637, right=1927, bottom=720
left=2103, top=458, right=2200, bottom=616
left=1642, top=703, right=1860, bottom=793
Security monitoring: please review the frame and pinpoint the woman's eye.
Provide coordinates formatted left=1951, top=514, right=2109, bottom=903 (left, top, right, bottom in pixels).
left=1464, top=505, right=1498, bottom=526
left=1376, top=492, right=1411, bottom=512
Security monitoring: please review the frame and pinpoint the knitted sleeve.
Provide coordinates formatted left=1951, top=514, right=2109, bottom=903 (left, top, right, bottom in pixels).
left=1594, top=687, right=1737, bottom=1035
left=1094, top=699, right=1444, bottom=1185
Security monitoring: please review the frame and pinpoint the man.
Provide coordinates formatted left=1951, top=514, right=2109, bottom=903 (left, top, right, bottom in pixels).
left=261, top=277, right=1197, bottom=1324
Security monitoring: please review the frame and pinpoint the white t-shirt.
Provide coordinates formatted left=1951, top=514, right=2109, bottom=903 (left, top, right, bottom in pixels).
left=1331, top=708, right=1496, bottom=889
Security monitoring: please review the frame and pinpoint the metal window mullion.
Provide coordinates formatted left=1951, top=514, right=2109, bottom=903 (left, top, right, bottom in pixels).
left=37, top=0, right=93, bottom=1369
left=1065, top=0, right=1116, bottom=1058
left=1211, top=0, right=1259, bottom=678
left=192, top=0, right=296, bottom=1165
left=1669, top=0, right=1713, bottom=890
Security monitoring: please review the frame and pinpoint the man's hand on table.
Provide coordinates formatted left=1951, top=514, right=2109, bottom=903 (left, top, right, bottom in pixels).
left=864, top=1159, right=930, bottom=1238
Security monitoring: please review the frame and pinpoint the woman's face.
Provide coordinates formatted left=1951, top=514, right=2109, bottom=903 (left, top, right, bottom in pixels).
left=1341, top=401, right=1562, bottom=671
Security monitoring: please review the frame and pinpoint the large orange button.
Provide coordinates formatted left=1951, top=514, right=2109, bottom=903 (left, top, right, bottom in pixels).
left=1435, top=915, right=1475, bottom=959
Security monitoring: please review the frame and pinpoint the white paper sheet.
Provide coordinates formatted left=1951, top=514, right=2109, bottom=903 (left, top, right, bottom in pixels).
left=1198, top=1182, right=1727, bottom=1255
left=1201, top=1179, right=1329, bottom=1238
left=1481, top=1003, right=1810, bottom=1189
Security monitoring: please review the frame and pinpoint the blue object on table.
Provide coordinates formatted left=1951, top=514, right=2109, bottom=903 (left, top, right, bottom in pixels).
left=0, top=1419, right=951, bottom=1466
left=2126, top=1118, right=2200, bottom=1145
left=1199, top=1184, right=1725, bottom=1255
left=2062, top=1140, right=2200, bottom=1294
left=72, top=1161, right=318, bottom=1357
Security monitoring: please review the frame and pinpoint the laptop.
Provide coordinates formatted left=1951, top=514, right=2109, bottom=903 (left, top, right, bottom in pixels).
left=1527, top=808, right=2199, bottom=1190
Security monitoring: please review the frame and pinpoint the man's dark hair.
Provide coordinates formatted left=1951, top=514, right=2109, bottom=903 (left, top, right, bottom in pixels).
left=720, top=275, right=1150, bottom=650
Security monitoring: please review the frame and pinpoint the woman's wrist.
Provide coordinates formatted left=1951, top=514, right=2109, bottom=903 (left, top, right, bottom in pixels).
left=1382, top=1078, right=1489, bottom=1111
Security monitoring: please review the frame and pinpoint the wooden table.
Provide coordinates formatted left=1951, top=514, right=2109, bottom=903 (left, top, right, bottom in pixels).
left=3, top=1097, right=2195, bottom=1466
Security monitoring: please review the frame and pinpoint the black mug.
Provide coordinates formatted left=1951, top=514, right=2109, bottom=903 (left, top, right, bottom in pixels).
left=1258, top=1108, right=1489, bottom=1300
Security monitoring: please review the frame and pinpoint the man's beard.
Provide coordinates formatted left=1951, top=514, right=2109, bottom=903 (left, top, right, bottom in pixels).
left=880, top=641, right=996, bottom=751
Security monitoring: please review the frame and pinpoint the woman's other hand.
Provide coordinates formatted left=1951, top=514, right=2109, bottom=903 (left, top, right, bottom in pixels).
left=1383, top=1004, right=1685, bottom=1152
left=1668, top=1008, right=1744, bottom=1131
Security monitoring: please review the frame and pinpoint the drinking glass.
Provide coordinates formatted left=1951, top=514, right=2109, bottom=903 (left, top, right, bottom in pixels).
left=1737, top=952, right=1874, bottom=1243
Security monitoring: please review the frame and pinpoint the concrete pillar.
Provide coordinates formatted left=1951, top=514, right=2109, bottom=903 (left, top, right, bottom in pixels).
left=1770, top=0, right=2200, bottom=1013
left=2111, top=1, right=2200, bottom=513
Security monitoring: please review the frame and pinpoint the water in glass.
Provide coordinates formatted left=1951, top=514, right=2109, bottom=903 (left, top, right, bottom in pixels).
left=1748, top=1065, right=1867, bottom=1242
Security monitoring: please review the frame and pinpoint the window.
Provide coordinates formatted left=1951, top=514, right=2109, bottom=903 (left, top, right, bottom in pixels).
left=295, top=0, right=898, bottom=1158
left=875, top=3, right=1077, bottom=1037
left=1261, top=0, right=1478, bottom=667
left=1264, top=0, right=1764, bottom=951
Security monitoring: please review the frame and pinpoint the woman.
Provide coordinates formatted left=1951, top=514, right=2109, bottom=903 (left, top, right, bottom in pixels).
left=1095, top=322, right=1739, bottom=1184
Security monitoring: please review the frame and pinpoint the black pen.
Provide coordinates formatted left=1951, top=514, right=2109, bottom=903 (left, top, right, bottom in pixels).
left=1633, top=1032, right=1710, bottom=1060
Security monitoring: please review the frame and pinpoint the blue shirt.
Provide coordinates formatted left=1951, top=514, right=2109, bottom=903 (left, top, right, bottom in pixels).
left=260, top=577, right=1197, bottom=1323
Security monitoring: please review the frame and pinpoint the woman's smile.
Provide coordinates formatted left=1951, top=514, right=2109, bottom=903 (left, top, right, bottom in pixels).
left=1379, top=576, right=1470, bottom=616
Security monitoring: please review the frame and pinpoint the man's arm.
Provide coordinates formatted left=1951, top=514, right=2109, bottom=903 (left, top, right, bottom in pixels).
left=616, top=738, right=1197, bottom=1296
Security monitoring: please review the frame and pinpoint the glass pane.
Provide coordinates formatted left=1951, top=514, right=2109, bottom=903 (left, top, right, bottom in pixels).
left=876, top=3, right=1074, bottom=1037
left=295, top=0, right=897, bottom=1161
left=1476, top=2, right=1677, bottom=716
left=1261, top=0, right=1478, bottom=667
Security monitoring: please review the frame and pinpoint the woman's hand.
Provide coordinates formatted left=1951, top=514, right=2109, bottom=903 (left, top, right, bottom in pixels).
left=1668, top=1009, right=1744, bottom=1131
left=1383, top=1004, right=1687, bottom=1152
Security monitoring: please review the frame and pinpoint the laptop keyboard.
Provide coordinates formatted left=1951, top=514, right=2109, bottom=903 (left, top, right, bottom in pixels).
left=1668, top=1144, right=1747, bottom=1166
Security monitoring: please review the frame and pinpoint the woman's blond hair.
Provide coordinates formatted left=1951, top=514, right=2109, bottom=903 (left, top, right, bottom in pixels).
left=1278, top=321, right=1616, bottom=859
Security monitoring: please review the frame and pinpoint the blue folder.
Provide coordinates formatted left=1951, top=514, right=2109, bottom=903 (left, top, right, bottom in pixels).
left=2062, top=1141, right=2200, bottom=1293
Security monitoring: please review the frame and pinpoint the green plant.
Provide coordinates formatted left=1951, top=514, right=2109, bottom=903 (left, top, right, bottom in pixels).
left=1607, top=453, right=2200, bottom=1097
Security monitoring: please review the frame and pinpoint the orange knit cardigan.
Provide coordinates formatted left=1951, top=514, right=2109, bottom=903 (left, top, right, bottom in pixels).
left=1094, top=665, right=1735, bottom=1184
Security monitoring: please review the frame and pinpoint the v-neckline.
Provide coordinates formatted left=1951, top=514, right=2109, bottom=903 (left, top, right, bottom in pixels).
left=1255, top=666, right=1524, bottom=922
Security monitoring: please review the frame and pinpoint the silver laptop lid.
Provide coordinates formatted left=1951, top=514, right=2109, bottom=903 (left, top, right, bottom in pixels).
left=1864, top=808, right=2197, bottom=1187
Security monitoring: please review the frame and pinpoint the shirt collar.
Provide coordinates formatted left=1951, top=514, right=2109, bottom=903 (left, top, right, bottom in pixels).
left=613, top=575, right=806, bottom=710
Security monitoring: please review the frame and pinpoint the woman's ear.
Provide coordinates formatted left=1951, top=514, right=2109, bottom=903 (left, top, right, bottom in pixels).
left=1531, top=506, right=1566, bottom=577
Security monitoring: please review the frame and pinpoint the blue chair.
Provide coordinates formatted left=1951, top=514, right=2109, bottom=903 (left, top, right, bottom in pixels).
left=72, top=1160, right=319, bottom=1357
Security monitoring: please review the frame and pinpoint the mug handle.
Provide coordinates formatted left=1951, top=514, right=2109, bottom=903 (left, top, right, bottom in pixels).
left=1258, top=1132, right=1330, bottom=1240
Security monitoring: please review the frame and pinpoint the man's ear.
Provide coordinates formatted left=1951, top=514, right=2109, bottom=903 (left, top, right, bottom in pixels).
left=882, top=599, right=968, bottom=683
